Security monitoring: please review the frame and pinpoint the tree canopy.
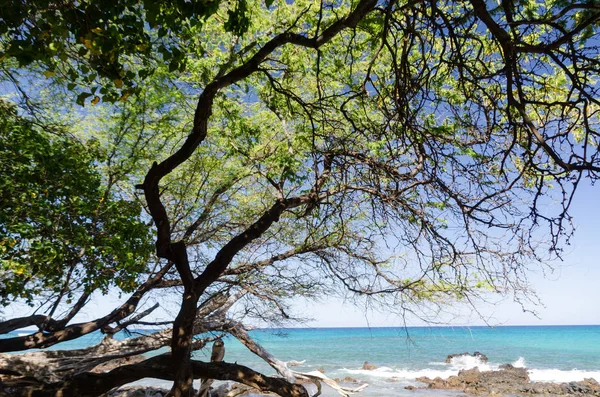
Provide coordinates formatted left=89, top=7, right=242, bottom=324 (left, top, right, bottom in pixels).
left=0, top=101, right=152, bottom=307
left=1, top=0, right=600, bottom=396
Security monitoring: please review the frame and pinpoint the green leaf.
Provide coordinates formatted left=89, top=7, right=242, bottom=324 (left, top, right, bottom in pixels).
left=76, top=92, right=92, bottom=106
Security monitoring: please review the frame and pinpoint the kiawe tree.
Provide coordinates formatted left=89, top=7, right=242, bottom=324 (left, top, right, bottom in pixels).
left=1, top=0, right=600, bottom=396
left=0, top=100, right=153, bottom=328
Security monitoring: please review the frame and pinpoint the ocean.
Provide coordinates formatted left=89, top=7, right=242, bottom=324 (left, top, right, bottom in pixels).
left=5, top=325, right=600, bottom=396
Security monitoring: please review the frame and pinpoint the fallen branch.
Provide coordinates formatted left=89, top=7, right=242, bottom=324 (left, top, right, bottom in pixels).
left=226, top=321, right=368, bottom=397
left=14, top=354, right=309, bottom=397
left=0, top=329, right=172, bottom=383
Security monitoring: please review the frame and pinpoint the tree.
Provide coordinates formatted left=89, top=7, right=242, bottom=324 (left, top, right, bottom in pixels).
left=1, top=0, right=600, bottom=396
left=0, top=99, right=152, bottom=321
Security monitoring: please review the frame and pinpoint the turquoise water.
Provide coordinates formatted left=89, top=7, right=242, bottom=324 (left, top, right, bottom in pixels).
left=5, top=325, right=600, bottom=396
left=214, top=325, right=600, bottom=372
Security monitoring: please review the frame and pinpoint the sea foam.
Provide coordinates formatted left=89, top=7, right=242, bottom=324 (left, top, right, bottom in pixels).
left=344, top=366, right=457, bottom=381
left=528, top=369, right=600, bottom=383
left=447, top=355, right=491, bottom=371
left=343, top=355, right=600, bottom=383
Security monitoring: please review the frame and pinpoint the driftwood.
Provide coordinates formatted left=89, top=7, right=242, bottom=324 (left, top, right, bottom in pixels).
left=0, top=292, right=366, bottom=397
left=0, top=329, right=172, bottom=383
left=0, top=291, right=239, bottom=385
left=0, top=323, right=366, bottom=397
left=226, top=321, right=369, bottom=397
left=3, top=354, right=309, bottom=397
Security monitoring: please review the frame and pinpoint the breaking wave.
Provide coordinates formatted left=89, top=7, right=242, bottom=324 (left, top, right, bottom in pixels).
left=343, top=356, right=600, bottom=383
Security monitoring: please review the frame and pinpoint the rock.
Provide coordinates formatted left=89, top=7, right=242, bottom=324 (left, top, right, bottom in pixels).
left=457, top=367, right=481, bottom=384
left=410, top=360, right=547, bottom=396
left=499, top=363, right=514, bottom=370
left=445, top=352, right=488, bottom=363
left=361, top=361, right=377, bottom=370
left=334, top=376, right=358, bottom=383
left=317, top=367, right=325, bottom=373
left=565, top=381, right=592, bottom=394
left=107, top=387, right=167, bottom=397
left=582, top=378, right=600, bottom=387
left=480, top=366, right=529, bottom=383
left=445, top=375, right=464, bottom=388
left=404, top=385, right=416, bottom=390
left=431, top=377, right=446, bottom=389
left=418, top=376, right=448, bottom=389
left=212, top=383, right=256, bottom=397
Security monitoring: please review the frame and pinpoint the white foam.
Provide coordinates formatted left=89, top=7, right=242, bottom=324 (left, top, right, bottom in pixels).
left=448, top=355, right=491, bottom=371
left=344, top=367, right=457, bottom=380
left=343, top=355, right=600, bottom=384
left=345, top=355, right=492, bottom=382
left=528, top=369, right=600, bottom=383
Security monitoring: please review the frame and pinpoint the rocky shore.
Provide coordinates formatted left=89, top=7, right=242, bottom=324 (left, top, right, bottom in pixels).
left=410, top=354, right=600, bottom=396
left=104, top=383, right=267, bottom=397
left=105, top=353, right=600, bottom=397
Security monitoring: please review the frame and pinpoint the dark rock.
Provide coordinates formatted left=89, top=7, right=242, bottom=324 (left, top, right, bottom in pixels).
left=457, top=368, right=481, bottom=384
left=478, top=366, right=529, bottom=385
left=499, top=363, right=515, bottom=370
left=415, top=376, right=430, bottom=384
left=411, top=362, right=554, bottom=395
left=361, top=361, right=377, bottom=370
left=583, top=378, right=600, bottom=387
left=413, top=361, right=600, bottom=396
left=211, top=383, right=257, bottom=397
left=445, top=352, right=488, bottom=363
left=334, top=376, right=358, bottom=383
left=107, top=387, right=167, bottom=397
left=566, top=381, right=592, bottom=394
left=473, top=352, right=488, bottom=361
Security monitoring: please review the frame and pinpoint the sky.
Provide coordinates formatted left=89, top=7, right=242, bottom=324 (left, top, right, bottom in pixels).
left=294, top=180, right=600, bottom=328
left=5, top=175, right=599, bottom=330
left=67, top=179, right=600, bottom=329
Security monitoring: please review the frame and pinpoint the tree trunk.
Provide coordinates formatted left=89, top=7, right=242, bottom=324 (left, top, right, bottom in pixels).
left=0, top=330, right=172, bottom=384
left=170, top=290, right=201, bottom=397
left=197, top=339, right=225, bottom=397
left=12, top=355, right=309, bottom=397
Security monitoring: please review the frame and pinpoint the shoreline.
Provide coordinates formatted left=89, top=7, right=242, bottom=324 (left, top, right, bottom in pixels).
left=106, top=362, right=600, bottom=397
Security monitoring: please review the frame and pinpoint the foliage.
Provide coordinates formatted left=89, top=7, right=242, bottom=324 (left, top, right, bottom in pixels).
left=1, top=0, right=600, bottom=395
left=0, top=0, right=255, bottom=104
left=0, top=101, right=152, bottom=305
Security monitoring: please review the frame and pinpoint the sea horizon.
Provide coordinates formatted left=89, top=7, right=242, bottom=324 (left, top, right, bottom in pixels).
left=10, top=322, right=600, bottom=333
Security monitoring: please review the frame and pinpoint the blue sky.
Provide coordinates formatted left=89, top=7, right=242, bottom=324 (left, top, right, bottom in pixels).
left=6, top=175, right=598, bottom=330
left=296, top=180, right=600, bottom=327
left=59, top=178, right=600, bottom=329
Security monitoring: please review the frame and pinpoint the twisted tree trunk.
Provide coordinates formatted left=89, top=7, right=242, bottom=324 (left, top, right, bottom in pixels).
left=0, top=330, right=171, bottom=383
left=5, top=355, right=309, bottom=397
